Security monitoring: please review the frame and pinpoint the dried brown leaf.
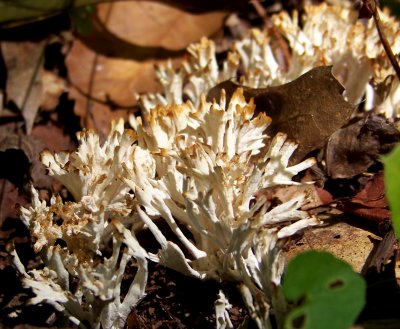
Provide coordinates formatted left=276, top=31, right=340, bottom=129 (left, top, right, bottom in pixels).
left=67, top=2, right=227, bottom=134
left=337, top=172, right=391, bottom=225
left=326, top=113, right=400, bottom=179
left=0, top=179, right=18, bottom=224
left=256, top=184, right=325, bottom=210
left=97, top=2, right=228, bottom=52
left=149, top=0, right=246, bottom=14
left=284, top=220, right=381, bottom=273
left=40, top=71, right=66, bottom=111
left=66, top=38, right=156, bottom=134
left=0, top=127, right=64, bottom=189
left=2, top=41, right=45, bottom=133
left=208, top=66, right=355, bottom=163
left=31, top=123, right=75, bottom=153
left=2, top=41, right=66, bottom=133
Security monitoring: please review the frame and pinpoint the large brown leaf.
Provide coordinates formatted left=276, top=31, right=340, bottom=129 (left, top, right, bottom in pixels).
left=91, top=1, right=228, bottom=56
left=0, top=0, right=245, bottom=27
left=67, top=1, right=227, bottom=134
left=207, top=66, right=355, bottom=163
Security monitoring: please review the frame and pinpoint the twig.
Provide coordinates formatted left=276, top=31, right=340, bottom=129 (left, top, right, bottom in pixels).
left=21, top=38, right=49, bottom=113
left=83, top=2, right=114, bottom=137
left=68, top=79, right=140, bottom=111
left=364, top=0, right=400, bottom=80
left=250, top=0, right=291, bottom=71
left=250, top=0, right=268, bottom=25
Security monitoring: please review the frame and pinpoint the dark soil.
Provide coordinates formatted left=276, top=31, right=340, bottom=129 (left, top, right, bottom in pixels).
left=0, top=219, right=252, bottom=328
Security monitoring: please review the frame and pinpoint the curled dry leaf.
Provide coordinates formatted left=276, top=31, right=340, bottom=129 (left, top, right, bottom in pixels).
left=337, top=172, right=391, bottom=226
left=2, top=41, right=65, bottom=133
left=2, top=41, right=45, bottom=134
left=207, top=66, right=354, bottom=163
left=363, top=230, right=397, bottom=275
left=325, top=113, right=400, bottom=179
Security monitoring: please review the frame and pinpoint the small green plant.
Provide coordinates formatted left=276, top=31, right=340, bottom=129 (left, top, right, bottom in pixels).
left=0, top=0, right=102, bottom=27
left=383, top=144, right=400, bottom=239
left=282, top=251, right=366, bottom=329
left=69, top=5, right=95, bottom=34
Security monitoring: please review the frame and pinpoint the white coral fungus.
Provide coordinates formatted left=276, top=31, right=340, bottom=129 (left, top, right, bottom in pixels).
left=129, top=88, right=318, bottom=326
left=138, top=3, right=400, bottom=118
left=16, top=122, right=148, bottom=329
left=128, top=88, right=317, bottom=279
left=15, top=89, right=318, bottom=328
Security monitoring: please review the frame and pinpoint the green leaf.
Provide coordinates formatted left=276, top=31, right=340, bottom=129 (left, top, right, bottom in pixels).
left=383, top=144, right=400, bottom=239
left=70, top=5, right=95, bottom=34
left=0, top=0, right=105, bottom=26
left=282, top=251, right=366, bottom=329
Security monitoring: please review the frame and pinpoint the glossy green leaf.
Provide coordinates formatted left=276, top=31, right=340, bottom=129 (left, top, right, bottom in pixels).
left=383, top=144, right=400, bottom=239
left=282, top=251, right=366, bottom=329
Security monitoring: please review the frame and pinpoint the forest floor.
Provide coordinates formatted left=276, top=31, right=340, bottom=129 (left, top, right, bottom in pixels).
left=1, top=0, right=400, bottom=328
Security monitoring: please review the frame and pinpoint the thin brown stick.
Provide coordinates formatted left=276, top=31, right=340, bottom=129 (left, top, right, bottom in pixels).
left=250, top=0, right=291, bottom=71
left=68, top=80, right=140, bottom=111
left=365, top=0, right=400, bottom=80
left=84, top=2, right=114, bottom=135
left=250, top=0, right=268, bottom=24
